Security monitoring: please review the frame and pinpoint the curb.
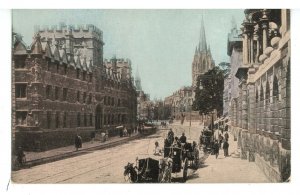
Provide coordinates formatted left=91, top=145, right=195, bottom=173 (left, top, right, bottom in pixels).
left=22, top=133, right=142, bottom=168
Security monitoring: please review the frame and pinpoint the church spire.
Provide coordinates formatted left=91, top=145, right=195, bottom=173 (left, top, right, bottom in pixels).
left=198, top=15, right=207, bottom=52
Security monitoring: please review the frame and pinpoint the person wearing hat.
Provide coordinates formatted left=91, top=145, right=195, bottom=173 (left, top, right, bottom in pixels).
left=213, top=140, right=220, bottom=159
left=179, top=132, right=187, bottom=144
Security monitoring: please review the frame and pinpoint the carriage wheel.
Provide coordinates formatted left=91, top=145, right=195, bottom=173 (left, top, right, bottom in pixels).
left=182, top=158, right=188, bottom=181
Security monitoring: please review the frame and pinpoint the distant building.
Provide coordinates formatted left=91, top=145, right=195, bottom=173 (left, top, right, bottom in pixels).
left=12, top=23, right=137, bottom=152
left=164, top=86, right=197, bottom=121
left=134, top=67, right=150, bottom=120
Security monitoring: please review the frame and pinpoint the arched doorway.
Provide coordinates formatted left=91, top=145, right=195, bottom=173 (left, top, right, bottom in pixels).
left=95, top=104, right=103, bottom=130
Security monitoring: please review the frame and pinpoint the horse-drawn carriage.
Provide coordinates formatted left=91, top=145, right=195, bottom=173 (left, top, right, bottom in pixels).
left=200, top=129, right=214, bottom=151
left=124, top=141, right=200, bottom=183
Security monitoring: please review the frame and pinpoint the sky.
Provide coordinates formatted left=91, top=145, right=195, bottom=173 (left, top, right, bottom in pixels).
left=12, top=9, right=245, bottom=100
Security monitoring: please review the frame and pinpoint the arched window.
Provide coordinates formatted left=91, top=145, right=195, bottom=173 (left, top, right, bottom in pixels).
left=256, top=87, right=259, bottom=103
left=77, top=112, right=81, bottom=127
left=266, top=81, right=270, bottom=103
left=260, top=85, right=264, bottom=101
left=273, top=76, right=279, bottom=100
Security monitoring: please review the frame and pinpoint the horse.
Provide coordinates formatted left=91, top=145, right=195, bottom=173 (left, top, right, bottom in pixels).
left=158, top=158, right=173, bottom=183
left=124, top=163, right=138, bottom=183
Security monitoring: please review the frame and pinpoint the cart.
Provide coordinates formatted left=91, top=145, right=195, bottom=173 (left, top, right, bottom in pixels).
left=124, top=156, right=172, bottom=183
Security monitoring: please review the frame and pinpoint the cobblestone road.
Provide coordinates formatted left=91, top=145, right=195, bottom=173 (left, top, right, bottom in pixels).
left=11, top=122, right=269, bottom=183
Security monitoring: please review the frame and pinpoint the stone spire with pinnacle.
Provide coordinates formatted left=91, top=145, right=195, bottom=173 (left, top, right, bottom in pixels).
left=198, top=15, right=207, bottom=52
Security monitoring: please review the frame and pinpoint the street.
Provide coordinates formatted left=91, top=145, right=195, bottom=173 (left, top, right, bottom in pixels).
left=11, top=122, right=269, bottom=183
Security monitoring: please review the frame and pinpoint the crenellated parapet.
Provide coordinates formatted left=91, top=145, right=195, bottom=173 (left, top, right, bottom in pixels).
left=35, top=23, right=103, bottom=42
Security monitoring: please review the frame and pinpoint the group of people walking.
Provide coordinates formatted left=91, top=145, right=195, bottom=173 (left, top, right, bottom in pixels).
left=212, top=131, right=229, bottom=159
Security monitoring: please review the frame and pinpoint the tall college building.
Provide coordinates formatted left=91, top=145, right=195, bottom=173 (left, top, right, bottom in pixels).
left=231, top=9, right=290, bottom=182
left=12, top=24, right=137, bottom=151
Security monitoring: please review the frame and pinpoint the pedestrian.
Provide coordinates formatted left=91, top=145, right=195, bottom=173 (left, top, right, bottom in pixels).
left=224, top=131, right=229, bottom=141
left=167, top=128, right=174, bottom=144
left=154, top=141, right=161, bottom=156
left=223, top=140, right=229, bottom=157
left=173, top=136, right=181, bottom=147
left=218, top=134, right=223, bottom=148
left=16, top=146, right=26, bottom=165
left=213, top=140, right=220, bottom=159
left=179, top=132, right=187, bottom=144
left=90, top=131, right=95, bottom=143
left=75, top=134, right=81, bottom=151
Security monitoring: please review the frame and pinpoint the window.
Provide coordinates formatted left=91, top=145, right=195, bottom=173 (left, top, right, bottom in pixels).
left=83, top=72, right=86, bottom=81
left=56, top=62, right=60, bottom=73
left=108, top=114, right=111, bottom=125
left=104, top=115, right=107, bottom=125
left=84, top=113, right=87, bottom=127
left=47, top=111, right=51, bottom=129
left=76, top=69, right=80, bottom=79
left=111, top=97, right=114, bottom=106
left=88, top=93, right=92, bottom=104
left=118, top=99, right=121, bottom=106
left=104, top=96, right=107, bottom=105
left=273, top=76, right=279, bottom=100
left=16, top=111, right=27, bottom=125
left=111, top=115, right=114, bottom=125
left=260, top=85, right=264, bottom=101
left=55, top=112, right=60, bottom=128
left=83, top=92, right=87, bottom=104
left=47, top=60, right=51, bottom=71
left=108, top=97, right=111, bottom=106
left=55, top=86, right=60, bottom=100
left=89, top=74, right=93, bottom=82
left=77, top=112, right=81, bottom=127
left=63, top=112, right=67, bottom=128
left=256, top=88, right=259, bottom=103
left=266, top=81, right=270, bottom=103
left=15, top=84, right=27, bottom=98
left=63, top=64, right=67, bottom=75
left=46, top=85, right=52, bottom=100
left=15, top=58, right=26, bottom=69
left=89, top=113, right=93, bottom=126
left=77, top=91, right=80, bottom=102
left=63, top=88, right=68, bottom=101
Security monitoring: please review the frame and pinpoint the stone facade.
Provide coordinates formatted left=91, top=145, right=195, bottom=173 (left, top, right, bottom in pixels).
left=227, top=20, right=243, bottom=120
left=164, top=86, right=199, bottom=121
left=134, top=68, right=151, bottom=120
left=12, top=23, right=137, bottom=152
left=231, top=9, right=290, bottom=182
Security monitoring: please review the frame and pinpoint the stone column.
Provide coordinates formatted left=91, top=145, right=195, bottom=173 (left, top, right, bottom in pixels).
left=247, top=82, right=256, bottom=133
left=241, top=80, right=248, bottom=130
left=242, top=32, right=249, bottom=65
left=260, top=9, right=270, bottom=52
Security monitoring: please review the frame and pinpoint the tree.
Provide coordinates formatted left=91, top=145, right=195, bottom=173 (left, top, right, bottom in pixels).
left=218, top=62, right=230, bottom=78
left=192, top=66, right=224, bottom=117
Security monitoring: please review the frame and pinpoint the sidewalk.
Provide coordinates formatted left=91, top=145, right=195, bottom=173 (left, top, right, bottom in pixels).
left=21, top=132, right=141, bottom=167
left=188, top=130, right=270, bottom=183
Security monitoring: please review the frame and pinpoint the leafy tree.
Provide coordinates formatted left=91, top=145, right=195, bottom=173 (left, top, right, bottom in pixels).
left=218, top=62, right=231, bottom=78
left=192, top=66, right=224, bottom=117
